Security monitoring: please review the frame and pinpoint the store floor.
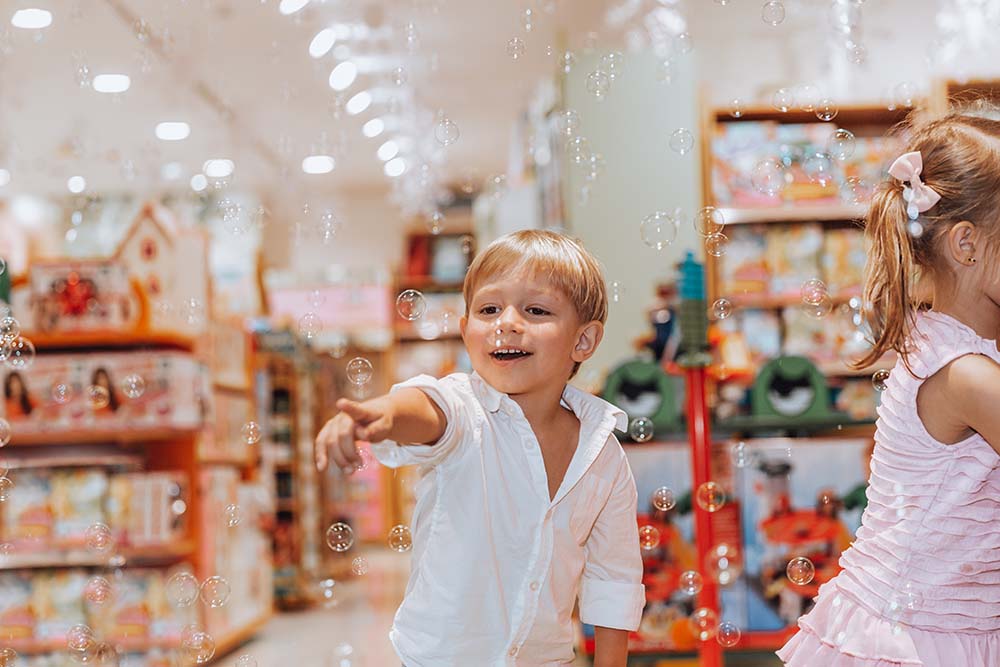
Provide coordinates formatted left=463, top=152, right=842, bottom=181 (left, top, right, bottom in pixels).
left=216, top=549, right=780, bottom=667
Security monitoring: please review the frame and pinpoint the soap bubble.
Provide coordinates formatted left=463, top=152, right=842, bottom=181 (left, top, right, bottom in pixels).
left=705, top=543, right=743, bottom=585
left=751, top=158, right=786, bottom=196
left=695, top=481, right=726, bottom=512
left=67, top=623, right=94, bottom=651
left=388, top=524, right=413, bottom=552
left=689, top=607, right=720, bottom=641
left=0, top=649, right=15, bottom=667
left=800, top=279, right=827, bottom=305
left=628, top=417, right=654, bottom=442
left=326, top=522, right=355, bottom=552
left=316, top=578, right=338, bottom=607
left=183, top=630, right=216, bottom=664
left=51, top=383, right=74, bottom=406
left=730, top=441, right=758, bottom=468
left=828, top=128, right=856, bottom=160
left=848, top=43, right=868, bottom=65
left=771, top=87, right=794, bottom=112
left=0, top=419, right=9, bottom=447
left=84, top=575, right=113, bottom=604
left=85, top=523, right=114, bottom=552
left=609, top=280, right=623, bottom=304
left=845, top=176, right=872, bottom=204
left=803, top=152, right=835, bottom=186
left=762, top=1, right=785, bottom=26
left=586, top=70, right=611, bottom=100
left=638, top=525, right=661, bottom=550
left=434, top=116, right=460, bottom=146
left=241, top=421, right=262, bottom=445
left=396, top=290, right=426, bottom=321
left=506, top=37, right=526, bottom=60
left=640, top=211, right=678, bottom=250
left=121, top=374, right=145, bottom=399
left=669, top=129, right=694, bottom=155
left=86, top=385, right=110, bottom=410
left=566, top=135, right=591, bottom=165
left=815, top=99, right=838, bottom=121
left=872, top=369, right=890, bottom=391
left=729, top=98, right=744, bottom=118
left=224, top=504, right=241, bottom=527
left=0, top=477, right=11, bottom=502
left=166, top=572, right=200, bottom=607
left=651, top=486, right=676, bottom=511
left=679, top=570, right=703, bottom=595
left=710, top=298, right=733, bottom=321
left=705, top=233, right=728, bottom=258
left=601, top=51, right=624, bottom=81
left=786, top=556, right=816, bottom=585
left=717, top=621, right=741, bottom=647
left=802, top=295, right=833, bottom=318
left=555, top=109, right=580, bottom=138
left=0, top=316, right=18, bottom=340
left=5, top=336, right=35, bottom=370
left=695, top=207, right=725, bottom=236
left=200, top=575, right=231, bottom=608
left=893, top=81, right=918, bottom=108
left=351, top=556, right=369, bottom=576
left=347, top=357, right=374, bottom=385
left=299, top=312, right=322, bottom=339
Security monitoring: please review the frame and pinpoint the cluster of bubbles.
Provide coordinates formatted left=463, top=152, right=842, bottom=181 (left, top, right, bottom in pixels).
left=688, top=608, right=742, bottom=647
left=165, top=571, right=232, bottom=608
left=0, top=312, right=35, bottom=372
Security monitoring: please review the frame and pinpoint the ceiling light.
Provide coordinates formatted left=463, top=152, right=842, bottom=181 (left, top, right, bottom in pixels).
left=155, top=121, right=190, bottom=141
left=161, top=162, right=184, bottom=181
left=279, top=0, right=310, bottom=15
left=346, top=90, right=372, bottom=116
left=0, top=169, right=10, bottom=187
left=203, top=159, right=234, bottom=178
left=11, top=8, right=52, bottom=30
left=377, top=140, right=399, bottom=161
left=362, top=118, right=385, bottom=138
left=384, top=157, right=406, bottom=178
left=190, top=174, right=207, bottom=192
left=92, top=74, right=131, bottom=94
left=67, top=176, right=86, bottom=194
left=310, top=28, right=336, bottom=58
left=328, top=61, right=357, bottom=92
left=302, top=155, right=335, bottom=174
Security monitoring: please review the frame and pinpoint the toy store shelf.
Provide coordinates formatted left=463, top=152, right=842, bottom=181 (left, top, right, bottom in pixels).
left=717, top=204, right=866, bottom=226
left=23, top=330, right=196, bottom=352
left=0, top=540, right=196, bottom=570
left=396, top=275, right=464, bottom=291
left=8, top=426, right=201, bottom=447
left=395, top=329, right=463, bottom=343
left=728, top=291, right=860, bottom=310
left=713, top=104, right=915, bottom=125
left=719, top=413, right=874, bottom=434
left=0, top=444, right=143, bottom=470
left=8, top=636, right=181, bottom=654
left=212, top=609, right=273, bottom=658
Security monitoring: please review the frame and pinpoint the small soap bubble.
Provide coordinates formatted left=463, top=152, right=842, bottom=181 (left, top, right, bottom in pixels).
left=183, top=630, right=216, bottom=664
left=669, top=128, right=694, bottom=155
left=388, top=524, right=413, bottom=552
left=695, top=207, right=725, bottom=236
left=0, top=477, right=11, bottom=502
left=729, top=98, right=744, bottom=118
left=586, top=70, right=611, bottom=100
left=705, top=543, right=743, bottom=585
left=601, top=51, right=624, bottom=81
left=66, top=623, right=94, bottom=652
left=803, top=152, right=835, bottom=186
left=522, top=7, right=533, bottom=31
left=893, top=81, right=918, bottom=108
left=85, top=522, right=114, bottom=552
left=426, top=211, right=445, bottom=235
left=638, top=525, right=661, bottom=550
left=241, top=421, right=262, bottom=445
left=705, top=232, right=729, bottom=258
left=848, top=43, right=868, bottom=65
left=651, top=486, right=676, bottom=511
left=671, top=32, right=693, bottom=57
left=308, top=289, right=326, bottom=309
left=0, top=419, right=9, bottom=447
left=347, top=357, right=374, bottom=385
left=121, top=374, right=145, bottom=399
left=86, top=385, right=110, bottom=410
left=751, top=158, right=786, bottom=196
left=640, top=211, right=678, bottom=250
left=326, top=522, right=355, bottom=552
left=566, top=135, right=591, bottom=165
left=845, top=176, right=871, bottom=204
left=0, top=316, right=18, bottom=340
left=5, top=337, right=35, bottom=370
left=717, top=621, right=741, bottom=647
left=396, top=290, right=426, bottom=321
left=762, top=0, right=785, bottom=26
left=679, top=570, right=703, bottom=595
left=200, top=575, right=231, bottom=608
left=689, top=607, right=720, bottom=641
left=786, top=556, right=816, bottom=585
left=0, top=649, right=15, bottom=667
left=800, top=278, right=827, bottom=306
left=828, top=128, right=856, bottom=160
left=710, top=298, right=733, bottom=321
left=730, top=441, right=757, bottom=468
left=506, top=37, right=526, bottom=60
left=316, top=578, right=338, bottom=607
left=609, top=280, right=623, bottom=304
left=559, top=50, right=575, bottom=73
left=167, top=572, right=200, bottom=607
left=628, top=417, right=654, bottom=443
left=815, top=98, right=839, bottom=121
left=298, top=312, right=322, bottom=339
left=872, top=369, right=890, bottom=392
left=802, top=295, right=833, bottom=318
left=351, top=555, right=370, bottom=576
left=434, top=116, right=460, bottom=146
left=555, top=109, right=580, bottom=138
left=771, top=87, right=794, bottom=112
left=84, top=575, right=113, bottom=605
left=224, top=504, right=241, bottom=528
left=696, top=481, right=726, bottom=512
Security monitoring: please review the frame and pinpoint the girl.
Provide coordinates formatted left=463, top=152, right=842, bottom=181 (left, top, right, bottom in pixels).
left=4, top=371, right=34, bottom=418
left=778, top=113, right=1000, bottom=665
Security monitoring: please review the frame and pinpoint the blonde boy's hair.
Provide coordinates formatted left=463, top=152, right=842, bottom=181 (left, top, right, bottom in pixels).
left=463, top=230, right=608, bottom=378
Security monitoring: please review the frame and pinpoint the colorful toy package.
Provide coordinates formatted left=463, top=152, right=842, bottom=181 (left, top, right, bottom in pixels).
left=766, top=224, right=824, bottom=298
left=720, top=225, right=770, bottom=298
left=822, top=228, right=867, bottom=296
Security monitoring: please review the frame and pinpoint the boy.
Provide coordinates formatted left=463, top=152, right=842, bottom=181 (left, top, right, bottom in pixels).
left=315, top=230, right=644, bottom=666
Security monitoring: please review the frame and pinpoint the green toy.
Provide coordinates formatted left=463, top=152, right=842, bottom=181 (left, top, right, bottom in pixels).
left=602, top=359, right=682, bottom=437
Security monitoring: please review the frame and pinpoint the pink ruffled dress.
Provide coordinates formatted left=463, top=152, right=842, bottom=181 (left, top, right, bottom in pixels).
left=777, top=311, right=1000, bottom=667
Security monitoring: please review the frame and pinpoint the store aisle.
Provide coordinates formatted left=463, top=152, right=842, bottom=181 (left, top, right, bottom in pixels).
left=216, top=549, right=592, bottom=666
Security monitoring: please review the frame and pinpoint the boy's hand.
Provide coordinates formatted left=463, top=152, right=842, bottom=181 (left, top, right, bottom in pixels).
left=314, top=398, right=394, bottom=473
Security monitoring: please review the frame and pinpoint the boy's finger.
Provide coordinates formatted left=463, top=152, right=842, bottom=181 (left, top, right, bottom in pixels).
left=356, top=416, right=387, bottom=442
left=336, top=398, right=378, bottom=424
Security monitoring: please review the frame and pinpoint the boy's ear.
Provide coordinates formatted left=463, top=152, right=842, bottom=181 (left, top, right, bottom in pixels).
left=459, top=315, right=468, bottom=338
left=572, top=320, right=604, bottom=363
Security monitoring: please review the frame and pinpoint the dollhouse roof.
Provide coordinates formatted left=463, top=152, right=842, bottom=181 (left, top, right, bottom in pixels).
left=112, top=202, right=178, bottom=258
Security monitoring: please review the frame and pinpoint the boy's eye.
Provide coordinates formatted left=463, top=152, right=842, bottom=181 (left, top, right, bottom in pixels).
left=527, top=307, right=550, bottom=316
left=479, top=305, right=499, bottom=315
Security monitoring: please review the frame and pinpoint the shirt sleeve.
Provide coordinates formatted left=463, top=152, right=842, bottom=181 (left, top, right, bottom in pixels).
left=369, top=373, right=472, bottom=469
left=578, top=450, right=646, bottom=631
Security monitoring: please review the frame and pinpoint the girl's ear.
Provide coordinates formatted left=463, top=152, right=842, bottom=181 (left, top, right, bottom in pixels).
left=572, top=321, right=604, bottom=363
left=946, top=220, right=978, bottom=266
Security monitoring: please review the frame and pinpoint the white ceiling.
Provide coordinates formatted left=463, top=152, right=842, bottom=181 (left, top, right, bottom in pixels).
left=0, top=0, right=608, bottom=201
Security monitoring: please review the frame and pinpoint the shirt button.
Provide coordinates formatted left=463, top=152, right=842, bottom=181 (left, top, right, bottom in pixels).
left=509, top=647, right=518, bottom=656
left=530, top=581, right=539, bottom=591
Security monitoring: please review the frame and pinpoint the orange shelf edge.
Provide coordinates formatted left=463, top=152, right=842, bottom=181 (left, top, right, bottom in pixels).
left=21, top=330, right=197, bottom=352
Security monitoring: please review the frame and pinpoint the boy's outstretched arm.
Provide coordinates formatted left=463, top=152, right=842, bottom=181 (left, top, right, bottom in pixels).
left=314, top=387, right=446, bottom=472
left=593, top=626, right=628, bottom=667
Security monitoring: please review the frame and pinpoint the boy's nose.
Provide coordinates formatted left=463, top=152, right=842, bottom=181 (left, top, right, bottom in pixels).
left=495, top=306, right=523, bottom=332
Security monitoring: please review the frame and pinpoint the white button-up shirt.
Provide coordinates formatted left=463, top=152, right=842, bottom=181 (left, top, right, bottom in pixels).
left=371, top=372, right=645, bottom=667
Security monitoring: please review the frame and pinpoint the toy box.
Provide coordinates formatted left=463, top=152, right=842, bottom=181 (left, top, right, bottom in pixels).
left=26, top=261, right=137, bottom=334
left=766, top=224, right=824, bottom=298
left=720, top=225, right=770, bottom=298
left=106, top=472, right=189, bottom=547
left=822, top=228, right=867, bottom=296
